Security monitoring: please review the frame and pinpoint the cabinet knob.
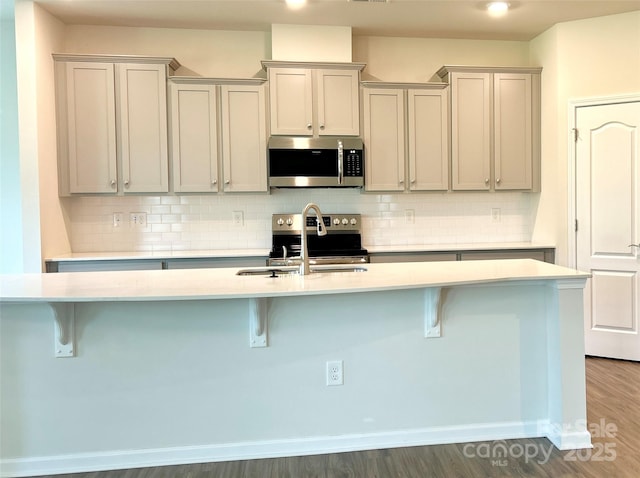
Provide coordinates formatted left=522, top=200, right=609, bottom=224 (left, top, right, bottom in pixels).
left=306, top=123, right=312, bottom=130
left=124, top=180, right=130, bottom=188
left=110, top=180, right=116, bottom=188
left=212, top=179, right=217, bottom=185
left=399, top=179, right=404, bottom=184
left=319, top=124, right=325, bottom=130
left=484, top=178, right=490, bottom=185
left=496, top=178, right=501, bottom=185
left=225, top=180, right=230, bottom=185
left=410, top=179, right=416, bottom=184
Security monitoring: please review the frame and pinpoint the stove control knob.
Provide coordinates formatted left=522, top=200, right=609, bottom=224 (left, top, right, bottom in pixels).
left=277, top=218, right=285, bottom=226
left=286, top=218, right=293, bottom=226
left=342, top=218, right=349, bottom=225
left=333, top=218, right=341, bottom=226
left=350, top=218, right=357, bottom=226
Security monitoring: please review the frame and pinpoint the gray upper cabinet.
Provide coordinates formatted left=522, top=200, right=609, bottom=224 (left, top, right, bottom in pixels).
left=169, top=80, right=219, bottom=192
left=54, top=54, right=179, bottom=196
left=362, top=82, right=449, bottom=192
left=263, top=61, right=364, bottom=137
left=168, top=78, right=268, bottom=193
left=437, top=66, right=541, bottom=192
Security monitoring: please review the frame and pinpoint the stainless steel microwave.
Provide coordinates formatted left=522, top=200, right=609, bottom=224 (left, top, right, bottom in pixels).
left=268, top=137, right=364, bottom=188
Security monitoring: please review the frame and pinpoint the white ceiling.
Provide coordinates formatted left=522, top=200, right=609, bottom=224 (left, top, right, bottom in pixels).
left=34, top=0, right=640, bottom=41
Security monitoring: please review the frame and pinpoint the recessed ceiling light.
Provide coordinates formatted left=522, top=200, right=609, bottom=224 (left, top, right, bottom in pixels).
left=487, top=1, right=509, bottom=17
left=286, top=0, right=307, bottom=10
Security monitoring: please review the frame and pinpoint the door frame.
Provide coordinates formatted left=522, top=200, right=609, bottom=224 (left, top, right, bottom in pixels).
left=567, top=93, right=640, bottom=269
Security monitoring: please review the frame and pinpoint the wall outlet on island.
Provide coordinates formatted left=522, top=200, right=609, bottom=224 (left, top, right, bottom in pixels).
left=326, top=360, right=344, bottom=386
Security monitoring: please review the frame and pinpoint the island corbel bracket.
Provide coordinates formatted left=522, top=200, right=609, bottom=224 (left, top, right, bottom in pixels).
left=249, top=298, right=269, bottom=348
left=49, top=302, right=76, bottom=358
left=424, top=287, right=443, bottom=338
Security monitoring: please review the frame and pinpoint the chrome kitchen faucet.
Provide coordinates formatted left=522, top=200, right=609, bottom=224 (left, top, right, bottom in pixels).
left=300, top=203, right=327, bottom=275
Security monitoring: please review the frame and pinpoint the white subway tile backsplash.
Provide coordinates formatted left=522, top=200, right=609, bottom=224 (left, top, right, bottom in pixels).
left=67, top=190, right=533, bottom=252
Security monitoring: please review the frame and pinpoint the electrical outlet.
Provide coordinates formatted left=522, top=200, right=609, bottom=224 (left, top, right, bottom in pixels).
left=491, top=208, right=501, bottom=223
left=326, top=360, right=344, bottom=386
left=113, top=212, right=123, bottom=228
left=404, top=209, right=415, bottom=224
left=232, top=210, right=244, bottom=226
left=130, top=212, right=147, bottom=228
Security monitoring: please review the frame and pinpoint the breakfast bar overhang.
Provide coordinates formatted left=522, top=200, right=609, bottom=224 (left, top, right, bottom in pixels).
left=0, top=259, right=591, bottom=477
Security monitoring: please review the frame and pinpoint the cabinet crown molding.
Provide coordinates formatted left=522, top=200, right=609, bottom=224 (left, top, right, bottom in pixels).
left=361, top=81, right=447, bottom=90
left=261, top=60, right=366, bottom=71
left=169, top=76, right=266, bottom=85
left=437, top=65, right=543, bottom=80
left=52, top=53, right=181, bottom=71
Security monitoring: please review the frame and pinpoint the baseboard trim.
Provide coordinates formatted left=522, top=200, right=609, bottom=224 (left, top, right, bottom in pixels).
left=1, top=419, right=566, bottom=477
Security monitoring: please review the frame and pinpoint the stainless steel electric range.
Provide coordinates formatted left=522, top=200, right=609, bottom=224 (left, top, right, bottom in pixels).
left=267, top=213, right=369, bottom=267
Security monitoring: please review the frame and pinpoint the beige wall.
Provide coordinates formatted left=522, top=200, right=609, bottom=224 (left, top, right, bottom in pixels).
left=353, top=36, right=531, bottom=82
left=64, top=25, right=271, bottom=78
left=530, top=11, right=640, bottom=265
left=34, top=4, right=69, bottom=263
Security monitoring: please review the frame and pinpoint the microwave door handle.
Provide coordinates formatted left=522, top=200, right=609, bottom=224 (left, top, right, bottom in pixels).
left=337, top=140, right=344, bottom=185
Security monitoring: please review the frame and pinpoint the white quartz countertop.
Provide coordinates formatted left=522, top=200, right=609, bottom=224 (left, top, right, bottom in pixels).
left=1, top=259, right=588, bottom=303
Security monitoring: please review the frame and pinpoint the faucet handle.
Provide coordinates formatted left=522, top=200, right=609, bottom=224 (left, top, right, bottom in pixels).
left=316, top=217, right=327, bottom=236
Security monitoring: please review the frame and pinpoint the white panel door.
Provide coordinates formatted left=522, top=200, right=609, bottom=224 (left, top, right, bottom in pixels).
left=576, top=101, right=640, bottom=361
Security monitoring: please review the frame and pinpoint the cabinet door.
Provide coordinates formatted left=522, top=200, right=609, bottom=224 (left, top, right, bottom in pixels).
left=493, top=73, right=532, bottom=190
left=362, top=88, right=405, bottom=191
left=220, top=84, right=268, bottom=192
left=268, top=68, right=313, bottom=135
left=316, top=69, right=360, bottom=136
left=118, top=63, right=169, bottom=193
left=65, top=62, right=117, bottom=193
left=408, top=88, right=449, bottom=191
left=450, top=72, right=491, bottom=190
left=169, top=82, right=219, bottom=192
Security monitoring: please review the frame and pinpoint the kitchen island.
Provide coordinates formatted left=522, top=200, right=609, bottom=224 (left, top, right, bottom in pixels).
left=0, top=260, right=590, bottom=477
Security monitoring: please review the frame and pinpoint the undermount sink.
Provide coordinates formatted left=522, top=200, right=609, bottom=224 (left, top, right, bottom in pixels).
left=236, top=266, right=368, bottom=277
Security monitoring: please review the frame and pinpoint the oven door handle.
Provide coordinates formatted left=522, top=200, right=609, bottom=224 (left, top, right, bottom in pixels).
left=337, top=140, right=344, bottom=185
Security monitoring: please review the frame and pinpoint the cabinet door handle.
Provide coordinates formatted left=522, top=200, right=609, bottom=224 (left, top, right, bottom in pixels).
left=629, top=244, right=640, bottom=248
left=320, top=124, right=325, bottom=130
left=496, top=178, right=501, bottom=185
left=110, top=180, right=116, bottom=188
left=124, top=180, right=130, bottom=188
left=484, top=178, right=490, bottom=185
left=225, top=180, right=230, bottom=185
left=212, top=179, right=217, bottom=185
left=306, top=123, right=312, bottom=130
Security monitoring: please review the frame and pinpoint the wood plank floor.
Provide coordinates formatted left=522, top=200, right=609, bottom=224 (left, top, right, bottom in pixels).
left=33, top=357, right=640, bottom=478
